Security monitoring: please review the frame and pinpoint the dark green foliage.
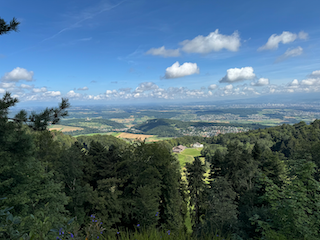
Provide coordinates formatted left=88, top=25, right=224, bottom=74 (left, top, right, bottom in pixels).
left=202, top=177, right=238, bottom=236
left=76, top=134, right=126, bottom=149
left=0, top=17, right=20, bottom=35
left=184, top=157, right=209, bottom=237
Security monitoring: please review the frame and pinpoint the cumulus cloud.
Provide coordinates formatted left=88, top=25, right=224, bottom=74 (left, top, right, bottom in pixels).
left=164, top=61, right=199, bottom=79
left=208, top=84, right=218, bottom=90
left=224, top=84, right=233, bottom=90
left=275, top=46, right=303, bottom=62
left=146, top=46, right=180, bottom=57
left=66, top=90, right=82, bottom=98
left=258, top=31, right=308, bottom=51
left=251, top=78, right=269, bottom=86
left=1, top=67, right=34, bottom=82
left=33, top=87, right=47, bottom=93
left=0, top=88, right=5, bottom=93
left=301, top=79, right=318, bottom=86
left=180, top=29, right=241, bottom=53
left=310, top=70, right=320, bottom=78
left=106, top=89, right=117, bottom=95
left=134, top=82, right=159, bottom=93
left=20, top=84, right=33, bottom=89
left=0, top=82, right=16, bottom=88
left=43, top=91, right=61, bottom=97
left=77, top=86, right=89, bottom=90
left=291, top=79, right=299, bottom=85
left=219, top=67, right=256, bottom=83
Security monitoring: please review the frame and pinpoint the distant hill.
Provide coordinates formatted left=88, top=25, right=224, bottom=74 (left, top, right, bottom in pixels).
left=129, top=118, right=266, bottom=137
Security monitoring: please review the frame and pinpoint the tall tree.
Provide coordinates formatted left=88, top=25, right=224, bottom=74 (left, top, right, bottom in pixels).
left=184, top=157, right=209, bottom=237
left=0, top=93, right=69, bottom=234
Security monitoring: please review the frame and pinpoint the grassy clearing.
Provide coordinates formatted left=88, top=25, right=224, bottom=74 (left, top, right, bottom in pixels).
left=181, top=148, right=203, bottom=156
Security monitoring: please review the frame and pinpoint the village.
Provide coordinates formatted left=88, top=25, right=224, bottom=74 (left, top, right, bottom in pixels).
left=178, top=125, right=249, bottom=137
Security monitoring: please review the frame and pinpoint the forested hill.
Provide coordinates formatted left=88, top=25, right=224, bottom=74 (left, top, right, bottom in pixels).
left=129, top=118, right=266, bottom=137
left=61, top=118, right=126, bottom=129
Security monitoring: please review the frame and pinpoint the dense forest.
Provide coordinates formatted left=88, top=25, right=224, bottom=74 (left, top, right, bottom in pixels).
left=2, top=92, right=320, bottom=240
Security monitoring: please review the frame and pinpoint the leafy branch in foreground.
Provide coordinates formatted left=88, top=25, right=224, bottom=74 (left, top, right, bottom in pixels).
left=0, top=17, right=20, bottom=35
left=0, top=91, right=70, bottom=131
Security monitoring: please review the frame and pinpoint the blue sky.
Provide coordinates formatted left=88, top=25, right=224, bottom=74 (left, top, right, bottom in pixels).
left=1, top=0, right=320, bottom=105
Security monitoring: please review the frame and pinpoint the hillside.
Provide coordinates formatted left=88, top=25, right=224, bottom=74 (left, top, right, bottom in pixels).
left=129, top=118, right=267, bottom=137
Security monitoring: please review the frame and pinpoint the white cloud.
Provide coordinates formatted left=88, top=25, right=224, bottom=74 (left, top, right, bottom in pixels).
left=0, top=88, right=5, bottom=94
left=66, top=90, right=82, bottom=98
left=208, top=84, right=218, bottom=90
left=33, top=87, right=47, bottom=93
left=43, top=91, right=61, bottom=97
left=251, top=78, right=269, bottom=86
left=0, top=82, right=16, bottom=88
left=224, top=84, right=233, bottom=90
left=20, top=84, right=33, bottom=89
left=287, top=79, right=300, bottom=88
left=258, top=31, right=308, bottom=51
left=1, top=67, right=34, bottom=82
left=275, top=46, right=303, bottom=62
left=106, top=89, right=117, bottom=95
left=134, top=82, right=159, bottom=93
left=301, top=78, right=318, bottom=86
left=219, top=67, right=256, bottom=83
left=310, top=70, right=320, bottom=78
left=180, top=29, right=241, bottom=53
left=164, top=61, right=199, bottom=79
left=146, top=46, right=180, bottom=57
left=77, top=86, right=89, bottom=90
left=291, top=79, right=299, bottom=85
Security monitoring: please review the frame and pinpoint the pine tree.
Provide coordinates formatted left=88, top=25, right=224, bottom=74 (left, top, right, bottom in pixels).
left=0, top=93, right=69, bottom=234
left=184, top=156, right=209, bottom=237
left=0, top=17, right=20, bottom=35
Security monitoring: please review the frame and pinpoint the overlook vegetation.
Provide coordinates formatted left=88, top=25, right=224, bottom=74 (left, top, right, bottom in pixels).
left=2, top=92, right=320, bottom=239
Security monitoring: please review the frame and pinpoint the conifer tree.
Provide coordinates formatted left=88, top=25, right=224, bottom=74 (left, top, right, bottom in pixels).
left=184, top=156, right=209, bottom=237
left=0, top=93, right=69, bottom=234
left=0, top=17, right=20, bottom=35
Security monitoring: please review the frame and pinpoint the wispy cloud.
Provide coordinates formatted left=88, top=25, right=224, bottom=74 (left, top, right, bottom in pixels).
left=9, top=1, right=126, bottom=55
left=275, top=46, right=303, bottom=63
left=40, top=1, right=126, bottom=43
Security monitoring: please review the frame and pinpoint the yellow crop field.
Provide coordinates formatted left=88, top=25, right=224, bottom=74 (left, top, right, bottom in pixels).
left=117, top=132, right=154, bottom=140
left=49, top=125, right=84, bottom=132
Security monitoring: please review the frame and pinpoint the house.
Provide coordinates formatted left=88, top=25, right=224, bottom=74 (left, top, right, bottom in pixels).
left=172, top=145, right=187, bottom=153
left=192, top=142, right=203, bottom=148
